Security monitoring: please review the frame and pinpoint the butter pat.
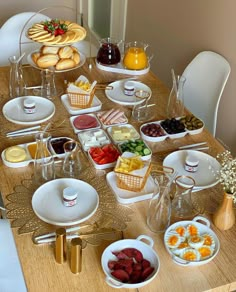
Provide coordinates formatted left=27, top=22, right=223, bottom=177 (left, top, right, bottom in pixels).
left=5, top=146, right=27, bottom=162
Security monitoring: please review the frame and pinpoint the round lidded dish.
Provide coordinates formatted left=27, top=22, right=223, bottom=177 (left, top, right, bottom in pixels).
left=101, top=235, right=160, bottom=289
left=164, top=216, right=220, bottom=266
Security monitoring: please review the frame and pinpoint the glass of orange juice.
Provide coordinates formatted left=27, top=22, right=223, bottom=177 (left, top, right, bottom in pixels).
left=123, top=41, right=149, bottom=70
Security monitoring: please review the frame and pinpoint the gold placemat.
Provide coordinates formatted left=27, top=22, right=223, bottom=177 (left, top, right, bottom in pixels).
left=5, top=152, right=134, bottom=246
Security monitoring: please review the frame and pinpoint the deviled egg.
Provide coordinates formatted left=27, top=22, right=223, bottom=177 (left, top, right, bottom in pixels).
left=198, top=245, right=214, bottom=260
left=165, top=232, right=182, bottom=249
left=181, top=248, right=201, bottom=262
left=188, top=235, right=204, bottom=249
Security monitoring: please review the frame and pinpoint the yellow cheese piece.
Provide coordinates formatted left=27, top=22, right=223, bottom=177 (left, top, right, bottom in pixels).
left=115, top=156, right=144, bottom=173
left=5, top=146, right=27, bottom=162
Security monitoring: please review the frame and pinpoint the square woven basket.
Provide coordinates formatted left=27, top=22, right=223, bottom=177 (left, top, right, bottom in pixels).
left=115, top=163, right=152, bottom=192
left=67, top=88, right=95, bottom=109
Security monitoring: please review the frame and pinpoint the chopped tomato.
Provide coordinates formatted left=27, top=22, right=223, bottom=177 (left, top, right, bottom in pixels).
left=89, top=144, right=120, bottom=165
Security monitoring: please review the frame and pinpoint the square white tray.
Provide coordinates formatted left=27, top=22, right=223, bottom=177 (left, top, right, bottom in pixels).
left=106, top=171, right=155, bottom=204
left=70, top=114, right=101, bottom=134
left=61, top=94, right=102, bottom=115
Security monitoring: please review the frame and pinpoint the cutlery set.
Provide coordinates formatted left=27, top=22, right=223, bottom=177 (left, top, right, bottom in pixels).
left=156, top=142, right=209, bottom=157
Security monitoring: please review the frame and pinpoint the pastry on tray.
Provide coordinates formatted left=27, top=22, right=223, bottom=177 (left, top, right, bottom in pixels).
left=31, top=45, right=81, bottom=70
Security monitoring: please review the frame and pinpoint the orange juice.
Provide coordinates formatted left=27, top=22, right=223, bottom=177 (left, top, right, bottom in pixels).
left=123, top=47, right=148, bottom=70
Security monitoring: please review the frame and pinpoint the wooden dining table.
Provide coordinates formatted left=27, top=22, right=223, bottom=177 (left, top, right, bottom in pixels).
left=0, top=58, right=235, bottom=292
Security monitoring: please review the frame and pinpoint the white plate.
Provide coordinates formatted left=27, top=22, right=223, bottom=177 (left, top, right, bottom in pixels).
left=27, top=50, right=86, bottom=73
left=32, top=178, right=99, bottom=226
left=163, top=150, right=221, bottom=190
left=61, top=94, right=102, bottom=115
left=106, top=171, right=155, bottom=204
left=2, top=96, right=55, bottom=125
left=105, top=81, right=152, bottom=106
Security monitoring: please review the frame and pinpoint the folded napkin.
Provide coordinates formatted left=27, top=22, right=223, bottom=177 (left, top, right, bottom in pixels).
left=67, top=75, right=97, bottom=94
left=0, top=220, right=27, bottom=292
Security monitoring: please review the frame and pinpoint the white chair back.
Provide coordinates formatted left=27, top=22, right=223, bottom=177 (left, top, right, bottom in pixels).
left=182, top=51, right=231, bottom=136
left=0, top=12, right=49, bottom=66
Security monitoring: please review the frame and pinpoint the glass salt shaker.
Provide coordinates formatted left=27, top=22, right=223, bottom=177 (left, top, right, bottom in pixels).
left=62, top=140, right=81, bottom=178
left=34, top=131, right=55, bottom=185
left=147, top=172, right=172, bottom=233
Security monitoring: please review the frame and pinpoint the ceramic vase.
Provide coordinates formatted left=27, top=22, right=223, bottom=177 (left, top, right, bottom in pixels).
left=213, top=192, right=235, bottom=230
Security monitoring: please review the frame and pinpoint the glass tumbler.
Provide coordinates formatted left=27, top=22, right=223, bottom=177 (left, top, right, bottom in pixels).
left=132, top=90, right=151, bottom=122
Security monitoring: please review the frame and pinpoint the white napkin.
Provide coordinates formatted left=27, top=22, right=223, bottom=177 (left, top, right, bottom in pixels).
left=0, top=220, right=27, bottom=292
left=67, top=75, right=97, bottom=94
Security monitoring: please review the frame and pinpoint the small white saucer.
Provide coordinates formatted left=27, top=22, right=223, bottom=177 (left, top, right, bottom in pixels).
left=106, top=171, right=155, bottom=204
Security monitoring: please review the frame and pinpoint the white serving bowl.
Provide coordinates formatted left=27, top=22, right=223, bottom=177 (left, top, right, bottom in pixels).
left=101, top=235, right=160, bottom=289
left=164, top=216, right=220, bottom=266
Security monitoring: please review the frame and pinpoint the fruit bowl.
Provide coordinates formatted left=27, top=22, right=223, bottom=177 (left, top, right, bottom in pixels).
left=101, top=235, right=160, bottom=289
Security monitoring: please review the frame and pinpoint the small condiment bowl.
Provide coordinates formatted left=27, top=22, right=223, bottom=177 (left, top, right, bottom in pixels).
left=101, top=235, right=160, bottom=289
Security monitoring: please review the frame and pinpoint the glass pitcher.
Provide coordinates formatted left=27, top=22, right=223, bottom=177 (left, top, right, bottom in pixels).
left=147, top=171, right=171, bottom=233
left=8, top=55, right=25, bottom=98
left=96, top=37, right=121, bottom=65
left=62, top=140, right=81, bottom=178
left=171, top=175, right=195, bottom=221
left=167, top=72, right=186, bottom=118
left=123, top=41, right=152, bottom=70
left=34, top=131, right=55, bottom=185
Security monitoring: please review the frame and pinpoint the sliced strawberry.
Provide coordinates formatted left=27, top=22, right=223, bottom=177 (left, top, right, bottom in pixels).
left=142, top=259, right=151, bottom=270
left=121, top=248, right=143, bottom=262
left=130, top=270, right=142, bottom=283
left=108, top=260, right=117, bottom=270
left=141, top=266, right=155, bottom=281
left=133, top=263, right=142, bottom=271
left=112, top=251, right=127, bottom=260
left=111, top=269, right=129, bottom=283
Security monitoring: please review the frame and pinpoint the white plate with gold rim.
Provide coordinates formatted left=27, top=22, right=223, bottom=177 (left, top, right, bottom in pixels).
left=32, top=178, right=99, bottom=226
left=3, top=96, right=55, bottom=125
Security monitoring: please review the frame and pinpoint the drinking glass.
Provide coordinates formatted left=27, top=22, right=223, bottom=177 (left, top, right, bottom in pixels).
left=132, top=90, right=151, bottom=122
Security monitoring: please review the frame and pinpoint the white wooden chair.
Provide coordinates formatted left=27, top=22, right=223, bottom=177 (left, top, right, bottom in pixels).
left=182, top=51, right=231, bottom=137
